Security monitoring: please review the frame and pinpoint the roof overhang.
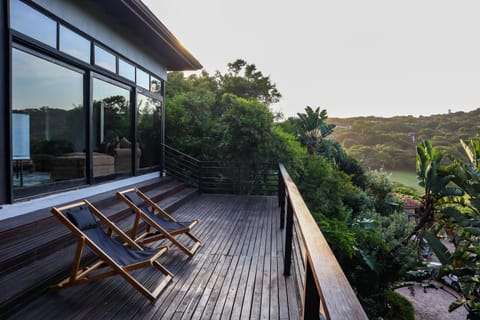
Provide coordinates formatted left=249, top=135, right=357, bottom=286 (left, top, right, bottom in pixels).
left=86, top=0, right=202, bottom=71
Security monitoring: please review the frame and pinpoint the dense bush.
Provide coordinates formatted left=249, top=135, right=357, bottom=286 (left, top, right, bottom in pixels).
left=383, top=290, right=415, bottom=320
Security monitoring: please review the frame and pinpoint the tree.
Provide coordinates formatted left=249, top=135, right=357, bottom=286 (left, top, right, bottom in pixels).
left=390, top=140, right=463, bottom=253
left=217, top=93, right=274, bottom=162
left=165, top=86, right=216, bottom=158
left=296, top=106, right=336, bottom=155
left=365, top=170, right=400, bottom=216
left=165, top=60, right=283, bottom=160
left=216, top=59, right=281, bottom=106
left=432, top=139, right=480, bottom=318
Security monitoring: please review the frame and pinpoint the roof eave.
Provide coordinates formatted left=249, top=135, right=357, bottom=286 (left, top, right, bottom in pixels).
left=96, top=0, right=202, bottom=71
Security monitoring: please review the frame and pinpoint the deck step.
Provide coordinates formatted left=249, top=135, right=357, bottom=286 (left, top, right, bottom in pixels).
left=0, top=177, right=199, bottom=318
left=0, top=179, right=186, bottom=276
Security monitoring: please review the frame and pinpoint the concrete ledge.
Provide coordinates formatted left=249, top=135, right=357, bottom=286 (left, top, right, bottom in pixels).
left=0, top=172, right=160, bottom=221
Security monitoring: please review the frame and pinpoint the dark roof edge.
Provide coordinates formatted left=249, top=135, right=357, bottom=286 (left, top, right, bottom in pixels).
left=121, top=0, right=203, bottom=71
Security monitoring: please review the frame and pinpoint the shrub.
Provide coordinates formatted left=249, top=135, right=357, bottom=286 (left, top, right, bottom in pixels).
left=383, top=290, right=415, bottom=320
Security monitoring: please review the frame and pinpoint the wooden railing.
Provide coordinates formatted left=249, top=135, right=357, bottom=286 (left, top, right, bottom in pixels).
left=164, top=145, right=367, bottom=318
left=164, top=145, right=277, bottom=195
left=279, top=163, right=368, bottom=320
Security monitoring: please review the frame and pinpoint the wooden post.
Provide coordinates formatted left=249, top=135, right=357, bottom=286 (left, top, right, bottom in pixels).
left=284, top=196, right=293, bottom=276
left=303, top=260, right=322, bottom=320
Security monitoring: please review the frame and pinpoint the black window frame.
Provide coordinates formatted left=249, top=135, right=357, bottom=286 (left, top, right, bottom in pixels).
left=91, top=72, right=134, bottom=183
left=9, top=0, right=57, bottom=49
left=93, top=43, right=117, bottom=74
left=58, top=24, right=91, bottom=64
left=135, top=87, right=164, bottom=175
left=5, top=0, right=167, bottom=203
left=11, top=43, right=88, bottom=200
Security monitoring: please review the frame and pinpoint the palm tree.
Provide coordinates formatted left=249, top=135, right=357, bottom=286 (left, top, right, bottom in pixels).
left=297, top=106, right=335, bottom=155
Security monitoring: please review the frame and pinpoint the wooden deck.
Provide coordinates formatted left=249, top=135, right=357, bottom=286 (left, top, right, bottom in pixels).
left=7, top=194, right=302, bottom=320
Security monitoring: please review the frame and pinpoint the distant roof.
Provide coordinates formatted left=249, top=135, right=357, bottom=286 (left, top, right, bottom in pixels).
left=88, top=0, right=202, bottom=71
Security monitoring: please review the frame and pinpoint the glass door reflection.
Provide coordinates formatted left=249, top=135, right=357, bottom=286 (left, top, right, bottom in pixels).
left=92, top=78, right=132, bottom=181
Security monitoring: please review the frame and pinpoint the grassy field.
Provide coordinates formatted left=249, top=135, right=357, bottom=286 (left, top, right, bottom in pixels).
left=389, top=170, right=422, bottom=191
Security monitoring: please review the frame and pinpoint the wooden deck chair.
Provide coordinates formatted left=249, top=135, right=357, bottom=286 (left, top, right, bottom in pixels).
left=51, top=200, right=173, bottom=301
left=117, top=188, right=201, bottom=257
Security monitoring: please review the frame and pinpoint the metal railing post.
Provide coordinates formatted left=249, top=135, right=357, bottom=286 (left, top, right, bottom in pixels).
left=279, top=167, right=286, bottom=229
left=303, top=259, right=322, bottom=320
left=197, top=160, right=202, bottom=191
left=284, top=196, right=293, bottom=276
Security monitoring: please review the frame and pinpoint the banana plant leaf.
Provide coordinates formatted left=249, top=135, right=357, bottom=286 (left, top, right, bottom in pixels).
left=441, top=207, right=470, bottom=227
left=423, top=231, right=453, bottom=265
left=464, top=227, right=480, bottom=236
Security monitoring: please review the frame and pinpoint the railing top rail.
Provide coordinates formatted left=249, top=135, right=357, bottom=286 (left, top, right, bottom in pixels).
left=279, top=163, right=367, bottom=320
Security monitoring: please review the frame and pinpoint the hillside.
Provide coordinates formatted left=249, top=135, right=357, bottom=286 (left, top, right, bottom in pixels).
left=328, top=108, right=480, bottom=171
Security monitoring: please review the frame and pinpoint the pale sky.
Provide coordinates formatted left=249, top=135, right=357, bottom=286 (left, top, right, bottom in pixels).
left=144, top=0, right=480, bottom=119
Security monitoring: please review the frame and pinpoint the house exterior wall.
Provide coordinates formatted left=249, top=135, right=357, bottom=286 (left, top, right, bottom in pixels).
left=30, top=0, right=167, bottom=80
left=0, top=0, right=199, bottom=215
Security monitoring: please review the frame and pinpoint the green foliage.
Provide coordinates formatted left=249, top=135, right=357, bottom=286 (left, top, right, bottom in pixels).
left=165, top=62, right=421, bottom=318
left=423, top=232, right=453, bottom=265
left=217, top=94, right=274, bottom=162
left=331, top=109, right=480, bottom=171
left=165, top=72, right=218, bottom=158
left=345, top=211, right=417, bottom=318
left=394, top=185, right=422, bottom=200
left=337, top=152, right=368, bottom=189
left=296, top=106, right=336, bottom=155
left=269, top=127, right=306, bottom=180
left=217, top=59, right=281, bottom=106
left=365, top=170, right=401, bottom=215
left=165, top=60, right=282, bottom=161
left=382, top=290, right=415, bottom=320
left=389, top=139, right=480, bottom=318
left=355, top=210, right=417, bottom=271
left=314, top=213, right=357, bottom=259
left=298, top=155, right=370, bottom=220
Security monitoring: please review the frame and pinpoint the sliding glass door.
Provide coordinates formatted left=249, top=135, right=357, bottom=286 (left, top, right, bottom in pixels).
left=11, top=47, right=85, bottom=198
left=92, top=77, right=132, bottom=181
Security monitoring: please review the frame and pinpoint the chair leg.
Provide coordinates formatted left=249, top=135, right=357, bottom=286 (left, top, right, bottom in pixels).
left=153, top=261, right=174, bottom=278
left=186, top=232, right=201, bottom=244
left=70, top=238, right=85, bottom=282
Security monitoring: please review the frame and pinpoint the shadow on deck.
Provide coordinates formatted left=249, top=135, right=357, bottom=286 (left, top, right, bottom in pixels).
left=7, top=194, right=302, bottom=319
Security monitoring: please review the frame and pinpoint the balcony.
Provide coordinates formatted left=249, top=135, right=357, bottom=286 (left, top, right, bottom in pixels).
left=0, top=149, right=367, bottom=319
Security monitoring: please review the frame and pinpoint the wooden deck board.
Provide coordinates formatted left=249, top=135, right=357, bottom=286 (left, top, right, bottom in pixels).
left=6, top=194, right=302, bottom=320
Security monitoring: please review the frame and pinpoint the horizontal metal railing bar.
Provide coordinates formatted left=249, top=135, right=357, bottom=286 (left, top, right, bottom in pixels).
left=164, top=154, right=201, bottom=169
left=165, top=162, right=199, bottom=176
left=165, top=170, right=199, bottom=184
left=163, top=144, right=278, bottom=196
left=163, top=144, right=200, bottom=162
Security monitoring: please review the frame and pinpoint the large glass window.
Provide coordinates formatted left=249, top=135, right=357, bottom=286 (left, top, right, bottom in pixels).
left=12, top=48, right=85, bottom=198
left=119, top=58, right=135, bottom=82
left=136, top=68, right=149, bottom=89
left=93, top=78, right=132, bottom=180
left=94, top=45, right=116, bottom=73
left=10, top=0, right=57, bottom=48
left=137, top=93, right=162, bottom=168
left=150, top=76, right=162, bottom=93
left=59, top=25, right=91, bottom=63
